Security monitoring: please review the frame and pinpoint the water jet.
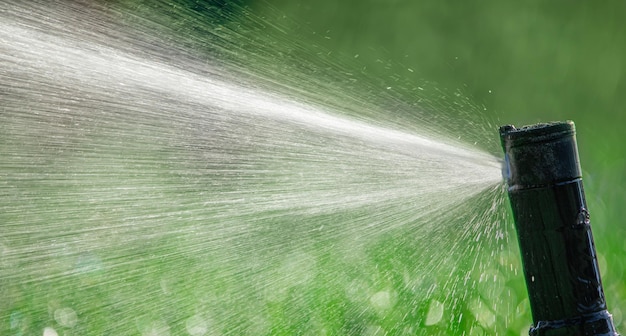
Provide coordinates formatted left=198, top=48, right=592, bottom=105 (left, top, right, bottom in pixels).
left=0, top=2, right=509, bottom=334
left=500, top=121, right=619, bottom=335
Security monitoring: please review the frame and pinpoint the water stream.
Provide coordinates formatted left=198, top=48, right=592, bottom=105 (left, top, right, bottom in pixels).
left=1, top=2, right=513, bottom=335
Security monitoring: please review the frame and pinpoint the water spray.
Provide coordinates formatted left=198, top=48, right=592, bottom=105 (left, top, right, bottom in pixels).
left=500, top=121, right=619, bottom=335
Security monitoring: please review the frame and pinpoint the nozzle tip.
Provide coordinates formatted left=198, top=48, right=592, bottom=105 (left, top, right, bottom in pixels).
left=499, top=121, right=580, bottom=188
left=499, top=121, right=575, bottom=147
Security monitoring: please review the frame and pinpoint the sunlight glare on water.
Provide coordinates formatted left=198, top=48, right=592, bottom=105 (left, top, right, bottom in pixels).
left=0, top=1, right=513, bottom=335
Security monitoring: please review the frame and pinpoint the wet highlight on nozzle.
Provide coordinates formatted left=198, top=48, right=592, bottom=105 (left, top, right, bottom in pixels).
left=500, top=121, right=619, bottom=335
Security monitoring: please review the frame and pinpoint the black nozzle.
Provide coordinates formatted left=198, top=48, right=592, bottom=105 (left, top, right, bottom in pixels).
left=500, top=121, right=619, bottom=335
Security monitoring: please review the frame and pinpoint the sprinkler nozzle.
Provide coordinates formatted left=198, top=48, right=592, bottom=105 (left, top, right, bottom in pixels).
left=500, top=121, right=619, bottom=336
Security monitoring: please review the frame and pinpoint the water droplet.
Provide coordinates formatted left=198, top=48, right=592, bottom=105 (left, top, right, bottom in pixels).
left=425, top=299, right=444, bottom=325
left=54, top=307, right=78, bottom=328
left=43, top=327, right=58, bottom=336
left=138, top=319, right=170, bottom=336
left=185, top=315, right=208, bottom=336
left=576, top=208, right=590, bottom=227
left=370, top=291, right=393, bottom=310
left=470, top=298, right=495, bottom=327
